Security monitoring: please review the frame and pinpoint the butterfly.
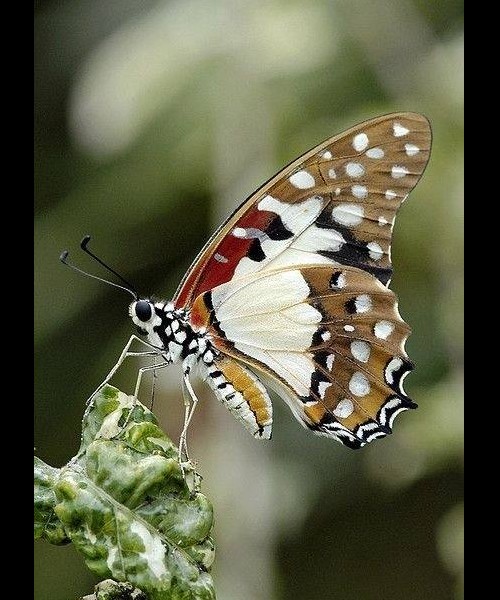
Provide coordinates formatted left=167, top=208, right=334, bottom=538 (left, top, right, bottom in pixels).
left=64, top=112, right=431, bottom=451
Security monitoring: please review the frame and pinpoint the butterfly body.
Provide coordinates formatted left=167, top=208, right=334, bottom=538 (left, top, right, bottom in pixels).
left=127, top=113, right=431, bottom=449
left=130, top=300, right=206, bottom=365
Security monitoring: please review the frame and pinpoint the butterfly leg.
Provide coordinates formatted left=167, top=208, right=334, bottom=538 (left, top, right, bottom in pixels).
left=149, top=357, right=158, bottom=411
left=85, top=334, right=164, bottom=408
left=133, top=360, right=171, bottom=400
left=115, top=360, right=171, bottom=434
left=179, top=368, right=199, bottom=464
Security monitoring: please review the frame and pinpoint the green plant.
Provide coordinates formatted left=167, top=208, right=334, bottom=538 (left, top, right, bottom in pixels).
left=34, top=386, right=215, bottom=600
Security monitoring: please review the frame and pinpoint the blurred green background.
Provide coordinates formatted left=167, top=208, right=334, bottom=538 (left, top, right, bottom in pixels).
left=34, top=1, right=463, bottom=598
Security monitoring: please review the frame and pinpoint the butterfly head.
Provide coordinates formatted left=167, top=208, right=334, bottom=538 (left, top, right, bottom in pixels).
left=129, top=298, right=161, bottom=336
left=129, top=299, right=200, bottom=364
left=129, top=299, right=175, bottom=359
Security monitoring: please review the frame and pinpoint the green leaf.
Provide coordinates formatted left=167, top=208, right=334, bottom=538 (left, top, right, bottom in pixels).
left=34, top=456, right=70, bottom=545
left=34, top=386, right=216, bottom=600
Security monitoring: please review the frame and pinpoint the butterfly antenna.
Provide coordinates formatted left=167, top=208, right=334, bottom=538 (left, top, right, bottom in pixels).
left=60, top=249, right=138, bottom=300
left=80, top=235, right=139, bottom=295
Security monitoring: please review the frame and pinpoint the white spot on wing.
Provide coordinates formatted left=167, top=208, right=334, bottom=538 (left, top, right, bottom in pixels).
left=366, top=147, right=384, bottom=159
left=353, top=133, right=369, bottom=151
left=392, top=165, right=409, bottom=179
left=349, top=372, right=370, bottom=397
left=322, top=150, right=332, bottom=159
left=350, top=340, right=370, bottom=363
left=378, top=216, right=388, bottom=226
left=351, top=184, right=368, bottom=199
left=321, top=330, right=331, bottom=342
left=354, top=294, right=372, bottom=313
left=328, top=168, right=337, bottom=179
left=385, top=190, right=397, bottom=200
left=393, top=123, right=409, bottom=137
left=374, top=320, right=394, bottom=339
left=214, top=253, right=228, bottom=263
left=334, top=398, right=354, bottom=418
left=334, top=273, right=346, bottom=289
left=346, top=162, right=365, bottom=178
left=344, top=325, right=355, bottom=332
left=326, top=354, right=335, bottom=370
left=405, top=143, right=420, bottom=156
left=367, top=241, right=383, bottom=260
left=331, top=203, right=364, bottom=227
left=289, top=170, right=315, bottom=189
left=233, top=227, right=247, bottom=238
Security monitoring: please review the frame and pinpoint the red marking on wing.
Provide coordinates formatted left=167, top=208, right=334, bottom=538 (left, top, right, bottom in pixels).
left=175, top=208, right=275, bottom=307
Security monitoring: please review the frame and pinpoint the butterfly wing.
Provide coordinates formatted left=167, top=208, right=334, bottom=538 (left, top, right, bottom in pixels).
left=191, top=265, right=415, bottom=448
left=174, top=112, right=431, bottom=307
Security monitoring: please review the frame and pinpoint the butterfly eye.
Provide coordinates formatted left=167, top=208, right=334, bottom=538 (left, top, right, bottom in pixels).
left=135, top=300, right=152, bottom=322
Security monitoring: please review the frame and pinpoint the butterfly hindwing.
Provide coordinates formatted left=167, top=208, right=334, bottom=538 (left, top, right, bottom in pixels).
left=174, top=112, right=431, bottom=307
left=191, top=265, right=415, bottom=448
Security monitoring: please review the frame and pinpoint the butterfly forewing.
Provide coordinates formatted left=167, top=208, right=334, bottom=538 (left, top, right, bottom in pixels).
left=175, top=112, right=431, bottom=306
